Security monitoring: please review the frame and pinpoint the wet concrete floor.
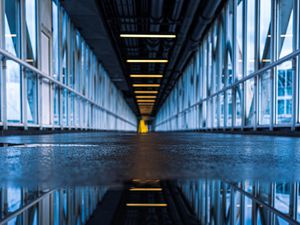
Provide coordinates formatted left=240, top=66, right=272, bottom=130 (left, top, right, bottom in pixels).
left=0, top=132, right=300, bottom=187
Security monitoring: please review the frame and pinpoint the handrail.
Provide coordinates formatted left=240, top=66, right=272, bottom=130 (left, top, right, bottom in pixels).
left=155, top=48, right=300, bottom=127
left=0, top=48, right=136, bottom=127
left=231, top=184, right=300, bottom=225
left=0, top=190, right=54, bottom=225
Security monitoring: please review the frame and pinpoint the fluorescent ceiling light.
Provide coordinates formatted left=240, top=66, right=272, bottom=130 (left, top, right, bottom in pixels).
left=133, top=84, right=160, bottom=87
left=136, top=96, right=156, bottom=99
left=127, top=59, right=168, bottom=63
left=120, top=34, right=176, bottom=38
left=139, top=105, right=154, bottom=107
left=129, top=188, right=162, bottom=191
left=134, top=91, right=158, bottom=94
left=138, top=103, right=155, bottom=106
left=126, top=203, right=167, bottom=207
left=137, top=100, right=156, bottom=103
left=130, top=74, right=163, bottom=78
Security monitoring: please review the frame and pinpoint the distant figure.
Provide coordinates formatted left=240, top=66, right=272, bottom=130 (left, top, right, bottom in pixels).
left=138, top=120, right=148, bottom=134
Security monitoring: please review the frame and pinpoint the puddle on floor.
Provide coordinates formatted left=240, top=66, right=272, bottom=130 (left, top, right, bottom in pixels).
left=0, top=179, right=298, bottom=225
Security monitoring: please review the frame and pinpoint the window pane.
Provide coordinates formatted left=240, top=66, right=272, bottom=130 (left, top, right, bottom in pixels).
left=278, top=0, right=293, bottom=58
left=226, top=0, right=234, bottom=86
left=220, top=93, right=224, bottom=127
left=235, top=84, right=242, bottom=126
left=5, top=0, right=20, bottom=56
left=245, top=79, right=255, bottom=126
left=259, top=71, right=271, bottom=125
left=5, top=0, right=21, bottom=123
left=276, top=63, right=293, bottom=124
left=246, top=0, right=255, bottom=75
left=213, top=97, right=218, bottom=128
left=25, top=0, right=37, bottom=65
left=259, top=0, right=271, bottom=66
left=227, top=89, right=232, bottom=127
left=236, top=0, right=243, bottom=80
left=26, top=71, right=38, bottom=124
left=275, top=183, right=290, bottom=214
left=244, top=197, right=252, bottom=225
left=52, top=0, right=59, bottom=80
left=53, top=85, right=60, bottom=125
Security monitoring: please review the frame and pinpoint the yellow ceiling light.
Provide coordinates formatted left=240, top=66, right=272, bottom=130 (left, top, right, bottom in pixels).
left=136, top=95, right=157, bottom=98
left=138, top=103, right=155, bottom=106
left=133, top=84, right=160, bottom=87
left=120, top=34, right=176, bottom=38
left=139, top=107, right=153, bottom=110
left=137, top=99, right=156, bottom=103
left=130, top=74, right=163, bottom=78
left=129, top=188, right=162, bottom=191
left=127, top=59, right=168, bottom=63
left=134, top=91, right=158, bottom=94
left=126, top=203, right=167, bottom=207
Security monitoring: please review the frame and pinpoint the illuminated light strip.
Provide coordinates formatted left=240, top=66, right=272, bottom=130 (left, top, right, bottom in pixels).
left=138, top=103, right=155, bottom=106
left=129, top=188, right=162, bottom=192
left=127, top=59, right=168, bottom=63
left=120, top=34, right=176, bottom=38
left=135, top=91, right=158, bottom=94
left=132, top=179, right=160, bottom=182
left=137, top=100, right=156, bottom=103
left=5, top=34, right=17, bottom=38
left=136, top=96, right=157, bottom=99
left=25, top=59, right=34, bottom=63
left=130, top=74, right=163, bottom=78
left=126, top=203, right=167, bottom=207
left=133, top=84, right=160, bottom=87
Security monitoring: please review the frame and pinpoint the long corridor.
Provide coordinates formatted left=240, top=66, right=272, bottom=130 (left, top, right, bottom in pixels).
left=1, top=0, right=300, bottom=223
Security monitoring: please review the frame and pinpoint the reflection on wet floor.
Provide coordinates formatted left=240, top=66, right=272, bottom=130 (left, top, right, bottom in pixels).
left=1, top=132, right=300, bottom=224
left=1, top=179, right=300, bottom=225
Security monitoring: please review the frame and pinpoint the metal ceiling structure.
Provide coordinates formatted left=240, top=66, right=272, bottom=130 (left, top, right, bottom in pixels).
left=62, top=0, right=223, bottom=117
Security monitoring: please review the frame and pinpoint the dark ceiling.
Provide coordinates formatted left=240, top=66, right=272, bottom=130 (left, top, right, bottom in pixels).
left=61, top=0, right=223, bottom=118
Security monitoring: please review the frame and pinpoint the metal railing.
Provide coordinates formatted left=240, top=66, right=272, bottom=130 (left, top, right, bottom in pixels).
left=0, top=190, right=54, bottom=225
left=155, top=48, right=300, bottom=128
left=0, top=48, right=136, bottom=128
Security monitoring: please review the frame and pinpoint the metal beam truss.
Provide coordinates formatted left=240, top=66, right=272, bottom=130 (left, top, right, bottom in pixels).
left=154, top=0, right=300, bottom=132
left=178, top=180, right=300, bottom=225
left=0, top=186, right=107, bottom=225
left=0, top=0, right=137, bottom=132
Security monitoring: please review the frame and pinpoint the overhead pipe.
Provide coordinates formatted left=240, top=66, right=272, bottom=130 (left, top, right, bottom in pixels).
left=157, top=0, right=201, bottom=100
left=147, top=0, right=164, bottom=73
left=160, top=0, right=184, bottom=64
left=159, top=0, right=223, bottom=105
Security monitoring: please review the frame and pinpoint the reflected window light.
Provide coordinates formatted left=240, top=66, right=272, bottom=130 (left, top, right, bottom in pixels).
left=25, top=59, right=34, bottom=63
left=280, top=34, right=293, bottom=38
left=5, top=34, right=17, bottom=38
left=262, top=59, right=271, bottom=62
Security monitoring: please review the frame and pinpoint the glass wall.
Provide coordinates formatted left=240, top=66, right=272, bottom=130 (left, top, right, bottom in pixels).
left=5, top=0, right=21, bottom=123
left=154, top=0, right=299, bottom=132
left=0, top=0, right=137, bottom=131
